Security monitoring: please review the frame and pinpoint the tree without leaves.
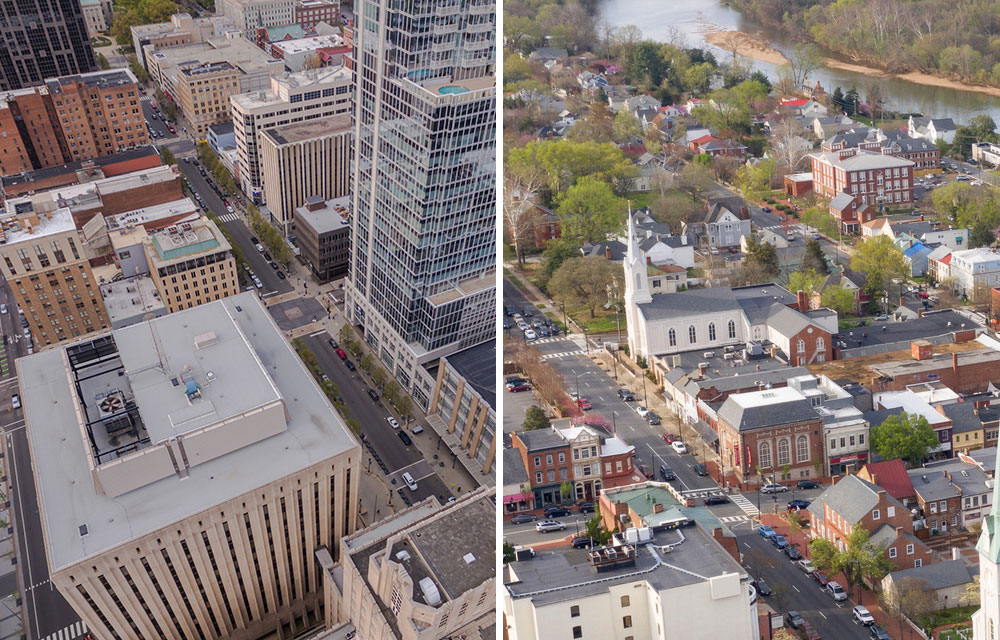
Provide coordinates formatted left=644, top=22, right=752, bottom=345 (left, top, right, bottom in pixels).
left=503, top=168, right=546, bottom=268
left=522, top=405, right=551, bottom=431
left=548, top=256, right=620, bottom=318
left=871, top=412, right=939, bottom=467
left=676, top=162, right=715, bottom=202
left=771, top=116, right=814, bottom=173
left=880, top=577, right=939, bottom=640
left=782, top=44, right=822, bottom=92
left=557, top=176, right=627, bottom=243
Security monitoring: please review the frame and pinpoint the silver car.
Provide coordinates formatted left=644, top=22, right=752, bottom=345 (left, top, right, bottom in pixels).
left=535, top=520, right=567, bottom=533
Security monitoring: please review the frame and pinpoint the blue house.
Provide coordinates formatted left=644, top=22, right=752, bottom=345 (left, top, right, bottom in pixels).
left=903, top=241, right=935, bottom=277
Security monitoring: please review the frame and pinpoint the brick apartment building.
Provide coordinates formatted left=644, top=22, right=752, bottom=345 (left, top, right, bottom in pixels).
left=868, top=345, right=1000, bottom=396
left=808, top=474, right=933, bottom=570
left=511, top=430, right=572, bottom=507
left=809, top=148, right=915, bottom=209
left=0, top=146, right=161, bottom=200
left=295, top=0, right=338, bottom=30
left=717, top=387, right=826, bottom=486
left=0, top=69, right=147, bottom=176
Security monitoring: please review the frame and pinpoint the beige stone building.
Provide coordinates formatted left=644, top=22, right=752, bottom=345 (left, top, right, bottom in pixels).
left=18, top=293, right=361, bottom=640
left=143, top=217, right=239, bottom=313
left=320, top=487, right=496, bottom=640
left=426, top=340, right=496, bottom=483
left=259, top=115, right=352, bottom=233
left=0, top=203, right=108, bottom=346
left=176, top=62, right=242, bottom=135
left=131, top=13, right=238, bottom=70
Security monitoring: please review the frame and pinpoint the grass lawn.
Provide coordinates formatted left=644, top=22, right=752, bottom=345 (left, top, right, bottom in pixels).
left=939, top=625, right=972, bottom=640
left=923, top=606, right=978, bottom=631
left=626, top=191, right=655, bottom=210
left=91, top=36, right=112, bottom=47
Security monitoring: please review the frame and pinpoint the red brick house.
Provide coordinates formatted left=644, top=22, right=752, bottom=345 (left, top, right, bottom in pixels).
left=828, top=192, right=875, bottom=234
left=511, top=430, right=574, bottom=507
left=858, top=459, right=917, bottom=505
left=807, top=474, right=933, bottom=569
left=809, top=148, right=915, bottom=208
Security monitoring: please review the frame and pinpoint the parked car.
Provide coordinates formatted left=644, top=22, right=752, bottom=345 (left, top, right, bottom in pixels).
left=670, top=441, right=688, bottom=454
left=636, top=463, right=653, bottom=479
left=658, top=465, right=676, bottom=481
left=509, top=514, right=536, bottom=524
left=646, top=413, right=660, bottom=425
left=544, top=507, right=571, bottom=517
left=636, top=406, right=650, bottom=419
left=10, top=394, right=19, bottom=410
left=799, top=621, right=822, bottom=640
left=617, top=388, right=634, bottom=401
left=797, top=559, right=815, bottom=574
left=328, top=338, right=339, bottom=349
left=577, top=397, right=592, bottom=410
left=771, top=535, right=789, bottom=550
left=755, top=579, right=772, bottom=596
left=785, top=545, right=802, bottom=560
left=787, top=499, right=811, bottom=511
left=869, top=626, right=890, bottom=640
left=761, top=206, right=772, bottom=213
left=853, top=605, right=875, bottom=626
left=757, top=525, right=776, bottom=539
left=506, top=381, right=531, bottom=392
left=813, top=570, right=829, bottom=587
left=398, top=431, right=412, bottom=445
left=386, top=417, right=400, bottom=429
left=704, top=495, right=729, bottom=506
left=796, top=480, right=821, bottom=490
left=571, top=537, right=593, bottom=549
left=761, top=483, right=789, bottom=494
left=535, top=520, right=566, bottom=533
left=578, top=502, right=595, bottom=513
left=693, top=463, right=708, bottom=476
left=661, top=433, right=678, bottom=444
left=367, top=389, right=379, bottom=401
left=336, top=348, right=348, bottom=359
left=345, top=360, right=356, bottom=371
left=784, top=611, right=805, bottom=629
left=524, top=329, right=537, bottom=340
left=827, top=581, right=847, bottom=601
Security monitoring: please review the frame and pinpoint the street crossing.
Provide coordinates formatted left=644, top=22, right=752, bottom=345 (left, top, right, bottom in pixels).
left=731, top=492, right=761, bottom=517
left=41, top=621, right=88, bottom=640
left=215, top=212, right=242, bottom=223
left=719, top=515, right=750, bottom=524
left=541, top=350, right=585, bottom=360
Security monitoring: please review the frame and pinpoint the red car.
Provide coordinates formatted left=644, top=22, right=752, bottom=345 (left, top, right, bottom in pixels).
left=918, top=290, right=929, bottom=299
left=167, top=125, right=176, bottom=134
left=800, top=621, right=822, bottom=640
left=577, top=398, right=592, bottom=410
left=336, top=348, right=347, bottom=360
left=507, top=383, right=530, bottom=392
left=661, top=433, right=678, bottom=444
left=812, top=570, right=829, bottom=587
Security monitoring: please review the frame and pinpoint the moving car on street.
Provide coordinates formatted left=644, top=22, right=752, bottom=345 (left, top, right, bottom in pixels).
left=760, top=483, right=789, bottom=494
left=535, top=520, right=567, bottom=533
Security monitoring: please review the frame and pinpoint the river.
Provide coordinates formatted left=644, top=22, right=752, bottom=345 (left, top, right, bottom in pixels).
left=598, top=0, right=1000, bottom=125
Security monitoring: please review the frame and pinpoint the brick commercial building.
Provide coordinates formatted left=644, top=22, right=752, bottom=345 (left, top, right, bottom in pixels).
left=0, top=69, right=147, bottom=176
left=0, top=203, right=109, bottom=345
left=809, top=148, right=915, bottom=208
left=807, top=474, right=933, bottom=569
left=175, top=61, right=242, bottom=135
left=510, top=430, right=572, bottom=507
left=0, top=146, right=161, bottom=200
left=717, top=387, right=826, bottom=486
left=292, top=196, right=350, bottom=282
left=295, top=0, right=338, bottom=31
left=143, top=217, right=239, bottom=313
left=0, top=0, right=95, bottom=90
left=259, top=115, right=351, bottom=234
left=17, top=293, right=360, bottom=640
left=868, top=347, right=1000, bottom=396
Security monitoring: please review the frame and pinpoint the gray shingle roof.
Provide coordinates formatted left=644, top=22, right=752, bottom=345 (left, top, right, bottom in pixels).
left=636, top=287, right=741, bottom=322
left=717, top=392, right=818, bottom=432
left=829, top=192, right=855, bottom=211
left=907, top=468, right=960, bottom=502
left=516, top=429, right=566, bottom=452
left=888, top=559, right=974, bottom=591
left=504, top=447, right=529, bottom=485
left=811, top=474, right=905, bottom=524
left=766, top=303, right=812, bottom=339
left=581, top=240, right=627, bottom=261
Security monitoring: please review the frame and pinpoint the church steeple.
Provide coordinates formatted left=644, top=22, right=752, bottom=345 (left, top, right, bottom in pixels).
left=624, top=205, right=651, bottom=306
left=976, top=444, right=1000, bottom=562
left=972, top=443, right=1000, bottom=640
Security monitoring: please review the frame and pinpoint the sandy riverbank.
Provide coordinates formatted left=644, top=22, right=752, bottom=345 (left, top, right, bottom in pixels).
left=705, top=26, right=1000, bottom=99
left=703, top=29, right=789, bottom=66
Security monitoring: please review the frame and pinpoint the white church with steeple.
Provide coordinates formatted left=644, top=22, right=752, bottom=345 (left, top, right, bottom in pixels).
left=973, top=445, right=1000, bottom=640
left=623, top=208, right=652, bottom=359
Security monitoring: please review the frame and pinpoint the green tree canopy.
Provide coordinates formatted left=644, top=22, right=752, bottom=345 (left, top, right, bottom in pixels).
left=612, top=109, right=643, bottom=144
left=744, top=233, right=780, bottom=279
left=788, top=270, right=825, bottom=296
left=871, top=412, right=939, bottom=467
left=850, top=235, right=907, bottom=304
left=539, top=239, right=581, bottom=284
left=548, top=256, right=620, bottom=318
left=507, top=139, right=639, bottom=197
left=557, top=176, right=628, bottom=243
left=522, top=405, right=551, bottom=431
left=802, top=237, right=831, bottom=274
left=970, top=220, right=997, bottom=248
left=821, top=283, right=856, bottom=316
left=734, top=159, right=775, bottom=203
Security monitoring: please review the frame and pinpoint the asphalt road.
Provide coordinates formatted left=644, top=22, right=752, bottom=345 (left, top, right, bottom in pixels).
left=173, top=156, right=294, bottom=297
left=299, top=332, right=454, bottom=505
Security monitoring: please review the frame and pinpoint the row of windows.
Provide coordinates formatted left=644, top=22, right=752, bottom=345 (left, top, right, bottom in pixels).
left=757, top=435, right=810, bottom=468
left=667, top=320, right=737, bottom=346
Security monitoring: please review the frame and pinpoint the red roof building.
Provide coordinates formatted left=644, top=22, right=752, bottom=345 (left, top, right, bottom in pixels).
left=857, top=459, right=917, bottom=504
left=781, top=98, right=810, bottom=107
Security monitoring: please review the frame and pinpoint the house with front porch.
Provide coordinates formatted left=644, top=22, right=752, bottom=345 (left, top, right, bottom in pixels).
left=829, top=191, right=874, bottom=234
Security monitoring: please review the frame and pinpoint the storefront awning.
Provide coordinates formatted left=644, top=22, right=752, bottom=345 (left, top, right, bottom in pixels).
left=503, top=493, right=530, bottom=504
left=693, top=420, right=719, bottom=445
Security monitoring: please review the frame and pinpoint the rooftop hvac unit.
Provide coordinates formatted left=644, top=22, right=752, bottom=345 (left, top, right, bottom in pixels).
left=625, top=527, right=639, bottom=544
left=637, top=527, right=652, bottom=542
left=703, top=351, right=714, bottom=358
left=394, top=550, right=410, bottom=562
left=723, top=352, right=735, bottom=360
left=418, top=577, right=441, bottom=606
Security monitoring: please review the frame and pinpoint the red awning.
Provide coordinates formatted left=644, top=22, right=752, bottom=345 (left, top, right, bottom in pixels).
left=503, top=493, right=530, bottom=504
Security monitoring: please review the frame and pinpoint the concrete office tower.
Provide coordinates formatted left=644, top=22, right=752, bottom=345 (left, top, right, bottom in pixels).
left=143, top=217, right=240, bottom=312
left=175, top=62, right=243, bottom=136
left=220, top=0, right=296, bottom=38
left=345, top=0, right=496, bottom=409
left=0, top=203, right=109, bottom=345
left=0, top=0, right=95, bottom=90
left=320, top=487, right=496, bottom=640
left=0, top=69, right=148, bottom=176
left=259, top=115, right=351, bottom=233
left=230, top=66, right=352, bottom=202
left=17, top=292, right=361, bottom=640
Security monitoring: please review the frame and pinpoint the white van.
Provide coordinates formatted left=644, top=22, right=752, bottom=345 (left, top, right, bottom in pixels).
left=402, top=472, right=418, bottom=491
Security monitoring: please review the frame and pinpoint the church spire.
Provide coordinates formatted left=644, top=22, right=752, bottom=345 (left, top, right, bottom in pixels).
left=977, top=444, right=1000, bottom=562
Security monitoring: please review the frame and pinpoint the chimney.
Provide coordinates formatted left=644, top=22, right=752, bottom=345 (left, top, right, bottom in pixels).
left=896, top=526, right=904, bottom=536
left=605, top=246, right=612, bottom=259
left=652, top=502, right=664, bottom=514
left=796, top=289, right=809, bottom=310
left=646, top=256, right=652, bottom=265
left=953, top=547, right=962, bottom=561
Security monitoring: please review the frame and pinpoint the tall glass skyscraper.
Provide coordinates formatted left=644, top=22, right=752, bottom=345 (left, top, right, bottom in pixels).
left=346, top=0, right=496, bottom=408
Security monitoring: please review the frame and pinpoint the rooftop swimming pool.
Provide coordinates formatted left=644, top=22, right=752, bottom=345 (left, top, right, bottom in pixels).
left=438, top=85, right=470, bottom=95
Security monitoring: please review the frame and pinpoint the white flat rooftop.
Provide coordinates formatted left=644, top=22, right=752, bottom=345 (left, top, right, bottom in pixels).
left=18, top=293, right=359, bottom=571
left=731, top=386, right=803, bottom=408
left=2, top=207, right=75, bottom=243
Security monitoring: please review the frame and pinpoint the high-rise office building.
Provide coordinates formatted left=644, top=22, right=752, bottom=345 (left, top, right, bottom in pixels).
left=344, top=0, right=496, bottom=409
left=0, top=0, right=96, bottom=90
left=17, top=292, right=360, bottom=640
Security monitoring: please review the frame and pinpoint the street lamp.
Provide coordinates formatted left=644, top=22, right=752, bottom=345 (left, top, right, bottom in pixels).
left=583, top=328, right=590, bottom=354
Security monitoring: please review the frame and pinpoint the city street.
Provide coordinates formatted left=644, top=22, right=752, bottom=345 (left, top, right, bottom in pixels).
left=299, top=332, right=453, bottom=505
left=173, top=155, right=294, bottom=297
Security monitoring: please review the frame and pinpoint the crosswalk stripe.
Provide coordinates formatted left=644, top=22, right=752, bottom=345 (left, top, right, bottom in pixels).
left=719, top=515, right=749, bottom=523
left=43, top=620, right=89, bottom=640
left=540, top=350, right=584, bottom=360
left=730, top=493, right=760, bottom=516
left=215, top=212, right=241, bottom=223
